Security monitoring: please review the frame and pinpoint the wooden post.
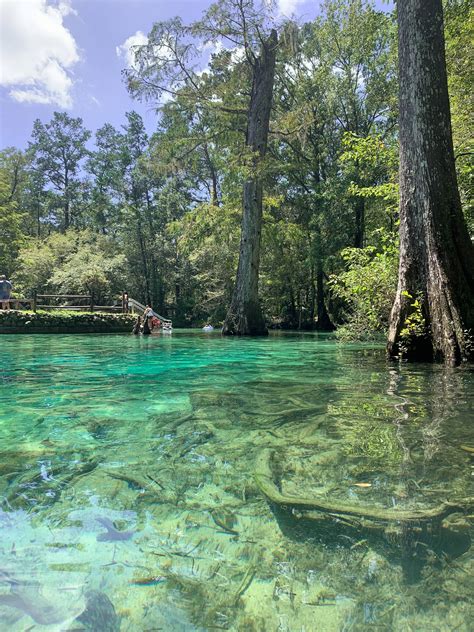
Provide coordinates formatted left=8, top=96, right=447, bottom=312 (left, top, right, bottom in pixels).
left=90, top=295, right=94, bottom=313
left=32, top=291, right=37, bottom=313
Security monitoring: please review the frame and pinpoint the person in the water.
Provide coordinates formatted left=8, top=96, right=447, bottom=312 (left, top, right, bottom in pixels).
left=142, top=317, right=152, bottom=335
left=132, top=315, right=141, bottom=335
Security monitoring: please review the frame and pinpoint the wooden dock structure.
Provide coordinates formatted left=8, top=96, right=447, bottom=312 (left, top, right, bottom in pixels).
left=1, top=292, right=172, bottom=328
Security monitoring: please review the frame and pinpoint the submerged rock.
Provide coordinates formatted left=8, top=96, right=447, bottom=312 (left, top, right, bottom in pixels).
left=76, top=590, right=120, bottom=632
left=0, top=581, right=85, bottom=626
left=96, top=516, right=136, bottom=542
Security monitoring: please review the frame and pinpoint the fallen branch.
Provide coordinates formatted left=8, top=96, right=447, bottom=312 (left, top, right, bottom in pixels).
left=254, top=449, right=474, bottom=525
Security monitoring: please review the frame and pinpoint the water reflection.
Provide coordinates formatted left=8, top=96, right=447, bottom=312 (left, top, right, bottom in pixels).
left=0, top=332, right=473, bottom=631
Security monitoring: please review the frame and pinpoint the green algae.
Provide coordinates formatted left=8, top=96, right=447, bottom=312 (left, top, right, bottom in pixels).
left=0, top=331, right=473, bottom=631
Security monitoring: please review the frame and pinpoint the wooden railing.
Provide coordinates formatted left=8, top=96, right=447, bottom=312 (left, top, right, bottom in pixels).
left=35, top=294, right=122, bottom=312
left=1, top=292, right=171, bottom=327
left=36, top=294, right=94, bottom=311
left=1, top=294, right=122, bottom=313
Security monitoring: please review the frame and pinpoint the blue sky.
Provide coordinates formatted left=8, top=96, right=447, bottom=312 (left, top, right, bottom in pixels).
left=0, top=0, right=393, bottom=150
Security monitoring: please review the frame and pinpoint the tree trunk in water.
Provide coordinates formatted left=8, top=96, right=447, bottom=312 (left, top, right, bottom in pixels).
left=387, top=0, right=474, bottom=365
left=222, top=30, right=277, bottom=336
left=315, top=260, right=335, bottom=331
left=308, top=263, right=316, bottom=324
left=313, top=227, right=334, bottom=331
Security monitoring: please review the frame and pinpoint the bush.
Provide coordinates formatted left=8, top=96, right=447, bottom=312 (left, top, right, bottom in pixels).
left=330, top=230, right=398, bottom=341
left=14, top=229, right=127, bottom=303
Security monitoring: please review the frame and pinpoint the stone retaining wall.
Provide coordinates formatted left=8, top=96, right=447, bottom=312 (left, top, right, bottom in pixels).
left=0, top=310, right=136, bottom=334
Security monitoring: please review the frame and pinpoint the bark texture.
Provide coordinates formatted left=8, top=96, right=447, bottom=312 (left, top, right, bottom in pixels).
left=315, top=259, right=335, bottom=331
left=314, top=228, right=334, bottom=331
left=387, top=0, right=474, bottom=365
left=222, top=30, right=277, bottom=335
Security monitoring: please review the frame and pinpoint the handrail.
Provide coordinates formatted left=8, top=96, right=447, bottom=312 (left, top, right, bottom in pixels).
left=37, top=294, right=91, bottom=299
left=128, top=298, right=172, bottom=325
left=128, top=297, right=147, bottom=313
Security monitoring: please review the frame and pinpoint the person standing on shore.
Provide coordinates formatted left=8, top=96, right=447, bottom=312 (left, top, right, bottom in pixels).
left=0, top=275, right=12, bottom=310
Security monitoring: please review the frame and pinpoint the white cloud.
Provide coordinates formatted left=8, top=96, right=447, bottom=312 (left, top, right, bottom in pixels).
left=0, top=0, right=80, bottom=108
left=116, top=30, right=148, bottom=69
left=197, top=41, right=245, bottom=77
left=277, top=0, right=305, bottom=16
left=117, top=31, right=178, bottom=105
left=230, top=46, right=245, bottom=65
left=200, top=39, right=224, bottom=57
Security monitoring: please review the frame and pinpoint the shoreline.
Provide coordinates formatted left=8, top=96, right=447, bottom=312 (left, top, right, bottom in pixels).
left=0, top=310, right=135, bottom=334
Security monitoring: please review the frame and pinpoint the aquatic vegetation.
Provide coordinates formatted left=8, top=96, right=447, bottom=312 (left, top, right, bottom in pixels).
left=0, top=332, right=473, bottom=630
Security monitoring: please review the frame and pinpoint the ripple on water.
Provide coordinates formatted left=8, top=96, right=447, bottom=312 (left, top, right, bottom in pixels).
left=0, top=331, right=473, bottom=631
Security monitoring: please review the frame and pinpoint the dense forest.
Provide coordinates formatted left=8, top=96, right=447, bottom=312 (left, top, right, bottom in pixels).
left=1, top=0, right=472, bottom=341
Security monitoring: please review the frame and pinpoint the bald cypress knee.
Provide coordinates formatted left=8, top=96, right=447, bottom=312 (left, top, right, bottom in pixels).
left=222, top=30, right=278, bottom=336
left=387, top=0, right=474, bottom=365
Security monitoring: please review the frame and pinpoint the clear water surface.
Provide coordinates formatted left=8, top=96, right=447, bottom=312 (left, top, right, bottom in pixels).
left=0, top=331, right=473, bottom=631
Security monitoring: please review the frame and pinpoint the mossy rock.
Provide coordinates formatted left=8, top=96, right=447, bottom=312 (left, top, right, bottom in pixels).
left=0, top=310, right=135, bottom=334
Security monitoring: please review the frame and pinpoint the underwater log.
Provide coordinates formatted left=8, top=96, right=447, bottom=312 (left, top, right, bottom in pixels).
left=254, top=449, right=474, bottom=525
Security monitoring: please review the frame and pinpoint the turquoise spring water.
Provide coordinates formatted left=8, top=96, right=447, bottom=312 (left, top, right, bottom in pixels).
left=0, top=331, right=473, bottom=631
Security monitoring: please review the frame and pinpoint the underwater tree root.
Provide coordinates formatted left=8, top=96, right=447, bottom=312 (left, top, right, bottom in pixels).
left=254, top=449, right=474, bottom=528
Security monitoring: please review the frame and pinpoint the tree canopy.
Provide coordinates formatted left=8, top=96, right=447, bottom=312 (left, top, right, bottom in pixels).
left=0, top=0, right=472, bottom=355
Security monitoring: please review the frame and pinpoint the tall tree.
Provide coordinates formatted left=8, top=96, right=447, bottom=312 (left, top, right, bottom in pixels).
left=222, top=28, right=278, bottom=335
left=0, top=148, right=28, bottom=275
left=387, top=0, right=474, bottom=365
left=86, top=123, right=126, bottom=234
left=124, top=0, right=280, bottom=334
left=29, top=112, right=91, bottom=230
left=312, top=0, right=397, bottom=248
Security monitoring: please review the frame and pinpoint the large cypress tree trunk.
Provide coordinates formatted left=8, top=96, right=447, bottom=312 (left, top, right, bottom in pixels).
left=222, top=30, right=277, bottom=335
left=387, top=0, right=474, bottom=365
left=314, top=228, right=334, bottom=331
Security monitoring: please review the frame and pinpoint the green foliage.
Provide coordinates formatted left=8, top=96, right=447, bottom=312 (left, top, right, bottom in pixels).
left=260, top=203, right=313, bottom=326
left=340, top=133, right=398, bottom=195
left=14, top=230, right=126, bottom=303
left=28, top=112, right=91, bottom=230
left=310, top=0, right=398, bottom=137
left=1, top=0, right=471, bottom=332
left=444, top=0, right=473, bottom=228
left=0, top=149, right=28, bottom=276
left=50, top=249, right=126, bottom=304
left=169, top=201, right=241, bottom=322
left=398, top=291, right=427, bottom=357
left=330, top=230, right=399, bottom=340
